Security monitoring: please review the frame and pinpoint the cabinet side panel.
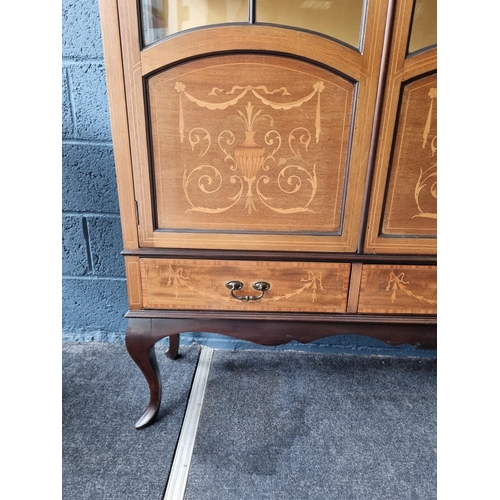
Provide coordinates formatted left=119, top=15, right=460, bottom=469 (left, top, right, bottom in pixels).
left=99, top=0, right=139, bottom=248
left=125, top=256, right=143, bottom=309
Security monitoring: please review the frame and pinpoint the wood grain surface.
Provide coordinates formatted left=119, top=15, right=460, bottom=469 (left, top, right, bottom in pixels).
left=141, top=258, right=350, bottom=313
left=358, top=264, right=437, bottom=314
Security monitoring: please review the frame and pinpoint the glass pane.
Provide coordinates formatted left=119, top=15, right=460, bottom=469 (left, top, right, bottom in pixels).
left=408, top=0, right=437, bottom=54
left=141, top=0, right=249, bottom=45
left=256, top=0, right=366, bottom=49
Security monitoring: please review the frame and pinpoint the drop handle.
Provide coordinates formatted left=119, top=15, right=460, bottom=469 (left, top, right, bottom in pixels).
left=226, top=280, right=271, bottom=301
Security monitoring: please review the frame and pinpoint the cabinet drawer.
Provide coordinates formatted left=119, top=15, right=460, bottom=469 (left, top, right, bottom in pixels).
left=140, top=259, right=350, bottom=313
left=358, top=265, right=437, bottom=314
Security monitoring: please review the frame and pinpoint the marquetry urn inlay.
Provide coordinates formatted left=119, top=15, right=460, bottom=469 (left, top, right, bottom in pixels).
left=148, top=54, right=354, bottom=235
left=174, top=83, right=324, bottom=215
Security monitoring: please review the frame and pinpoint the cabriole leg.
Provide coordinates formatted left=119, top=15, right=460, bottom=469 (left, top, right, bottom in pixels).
left=166, top=333, right=179, bottom=360
left=125, top=319, right=163, bottom=429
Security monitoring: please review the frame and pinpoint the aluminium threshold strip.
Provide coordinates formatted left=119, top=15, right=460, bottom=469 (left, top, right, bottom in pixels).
left=164, top=346, right=214, bottom=500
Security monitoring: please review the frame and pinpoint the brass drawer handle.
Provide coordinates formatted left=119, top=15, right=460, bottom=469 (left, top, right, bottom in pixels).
left=226, top=280, right=271, bottom=301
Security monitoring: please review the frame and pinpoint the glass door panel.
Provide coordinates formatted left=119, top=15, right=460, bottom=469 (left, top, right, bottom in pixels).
left=256, top=0, right=366, bottom=49
left=408, top=0, right=436, bottom=54
left=141, top=0, right=249, bottom=45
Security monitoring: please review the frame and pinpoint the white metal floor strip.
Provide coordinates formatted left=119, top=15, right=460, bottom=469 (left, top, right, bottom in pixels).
left=163, top=346, right=214, bottom=500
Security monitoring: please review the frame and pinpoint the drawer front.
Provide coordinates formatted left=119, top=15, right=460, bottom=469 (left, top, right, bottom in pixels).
left=141, top=259, right=350, bottom=313
left=358, top=265, right=437, bottom=314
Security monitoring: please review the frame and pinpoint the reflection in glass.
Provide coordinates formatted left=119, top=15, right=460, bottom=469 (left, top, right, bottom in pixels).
left=256, top=0, right=366, bottom=49
left=408, top=0, right=437, bottom=54
left=141, top=0, right=248, bottom=45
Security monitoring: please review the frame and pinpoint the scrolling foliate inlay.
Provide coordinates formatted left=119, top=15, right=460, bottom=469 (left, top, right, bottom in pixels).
left=382, top=75, right=437, bottom=236
left=413, top=87, right=437, bottom=220
left=175, top=81, right=324, bottom=215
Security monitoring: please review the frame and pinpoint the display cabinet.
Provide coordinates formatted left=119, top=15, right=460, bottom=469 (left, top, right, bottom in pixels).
left=99, top=0, right=437, bottom=428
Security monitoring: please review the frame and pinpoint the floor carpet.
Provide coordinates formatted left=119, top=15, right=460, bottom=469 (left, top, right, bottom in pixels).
left=63, top=342, right=436, bottom=499
left=62, top=342, right=200, bottom=500
left=184, top=349, right=437, bottom=500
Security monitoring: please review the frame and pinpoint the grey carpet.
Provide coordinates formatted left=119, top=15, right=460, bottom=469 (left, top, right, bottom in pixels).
left=62, top=342, right=200, bottom=500
left=184, top=349, right=437, bottom=500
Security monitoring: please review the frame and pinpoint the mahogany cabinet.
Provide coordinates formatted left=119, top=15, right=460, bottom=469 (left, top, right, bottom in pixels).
left=99, top=0, right=437, bottom=428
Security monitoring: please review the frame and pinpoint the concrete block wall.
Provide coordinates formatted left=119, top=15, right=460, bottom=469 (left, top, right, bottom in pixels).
left=62, top=0, right=435, bottom=357
left=62, top=0, right=128, bottom=342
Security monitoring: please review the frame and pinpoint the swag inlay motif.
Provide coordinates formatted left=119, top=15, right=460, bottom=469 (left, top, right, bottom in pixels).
left=175, top=81, right=325, bottom=214
left=385, top=271, right=437, bottom=306
left=160, top=264, right=326, bottom=303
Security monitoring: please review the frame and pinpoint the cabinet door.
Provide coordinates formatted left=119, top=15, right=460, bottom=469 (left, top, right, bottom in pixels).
left=364, top=0, right=437, bottom=254
left=104, top=0, right=389, bottom=253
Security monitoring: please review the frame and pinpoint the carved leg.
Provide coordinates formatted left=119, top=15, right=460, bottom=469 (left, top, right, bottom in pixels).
left=166, top=333, right=179, bottom=360
left=125, top=319, right=163, bottom=429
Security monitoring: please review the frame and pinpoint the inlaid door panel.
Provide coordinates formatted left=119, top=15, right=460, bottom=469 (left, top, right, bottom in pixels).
left=140, top=258, right=351, bottom=313
left=357, top=264, right=436, bottom=314
left=149, top=55, right=353, bottom=236
left=113, top=0, right=390, bottom=252
left=381, top=72, right=437, bottom=235
left=364, top=0, right=437, bottom=254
